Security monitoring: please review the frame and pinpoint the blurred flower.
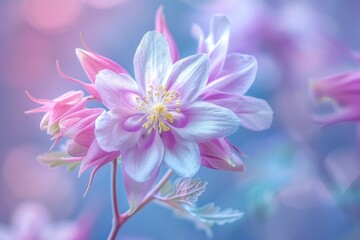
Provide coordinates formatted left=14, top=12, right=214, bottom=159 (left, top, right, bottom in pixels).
left=0, top=202, right=92, bottom=240
left=95, top=31, right=240, bottom=183
left=311, top=69, right=360, bottom=125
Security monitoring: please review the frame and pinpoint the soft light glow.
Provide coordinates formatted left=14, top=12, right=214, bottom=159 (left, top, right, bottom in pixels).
left=82, top=0, right=128, bottom=9
left=22, top=0, right=82, bottom=32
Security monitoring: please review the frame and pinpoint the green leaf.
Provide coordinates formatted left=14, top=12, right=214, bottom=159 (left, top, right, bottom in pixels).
left=37, top=152, right=80, bottom=171
left=155, top=177, right=242, bottom=238
left=157, top=178, right=207, bottom=206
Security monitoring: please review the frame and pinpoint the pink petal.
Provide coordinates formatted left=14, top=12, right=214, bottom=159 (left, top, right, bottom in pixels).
left=53, top=90, right=84, bottom=103
left=311, top=70, right=360, bottom=106
left=56, top=61, right=101, bottom=99
left=165, top=54, right=210, bottom=103
left=235, top=96, right=273, bottom=131
left=313, top=106, right=360, bottom=125
left=79, top=140, right=119, bottom=174
left=155, top=6, right=179, bottom=63
left=207, top=94, right=273, bottom=131
left=95, top=70, right=140, bottom=111
left=47, top=99, right=87, bottom=133
left=205, top=53, right=258, bottom=94
left=133, top=31, right=172, bottom=95
left=172, top=101, right=240, bottom=143
left=311, top=70, right=360, bottom=125
left=73, top=124, right=96, bottom=146
left=162, top=131, right=200, bottom=177
left=122, top=131, right=164, bottom=182
left=60, top=108, right=103, bottom=138
left=76, top=48, right=127, bottom=84
left=202, top=16, right=231, bottom=78
left=192, top=24, right=206, bottom=53
left=123, top=167, right=159, bottom=214
left=95, top=110, right=140, bottom=152
left=66, top=139, right=88, bottom=157
left=199, top=138, right=244, bottom=172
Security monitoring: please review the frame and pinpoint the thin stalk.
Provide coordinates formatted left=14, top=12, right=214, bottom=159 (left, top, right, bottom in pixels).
left=108, top=159, right=122, bottom=240
left=108, top=167, right=173, bottom=239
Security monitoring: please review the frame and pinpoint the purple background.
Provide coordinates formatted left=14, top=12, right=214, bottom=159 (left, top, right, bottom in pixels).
left=1, top=0, right=360, bottom=239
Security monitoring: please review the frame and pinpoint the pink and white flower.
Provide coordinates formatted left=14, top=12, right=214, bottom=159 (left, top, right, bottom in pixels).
left=95, top=31, right=240, bottom=182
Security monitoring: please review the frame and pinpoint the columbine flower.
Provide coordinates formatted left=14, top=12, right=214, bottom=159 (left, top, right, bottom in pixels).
left=25, top=91, right=87, bottom=136
left=155, top=9, right=272, bottom=171
left=95, top=31, right=240, bottom=182
left=59, top=108, right=120, bottom=192
left=311, top=70, right=360, bottom=124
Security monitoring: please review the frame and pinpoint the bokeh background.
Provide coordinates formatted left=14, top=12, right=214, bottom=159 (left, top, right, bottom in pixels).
left=1, top=0, right=360, bottom=239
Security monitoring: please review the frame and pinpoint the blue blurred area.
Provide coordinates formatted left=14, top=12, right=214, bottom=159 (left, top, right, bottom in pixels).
left=1, top=0, right=360, bottom=239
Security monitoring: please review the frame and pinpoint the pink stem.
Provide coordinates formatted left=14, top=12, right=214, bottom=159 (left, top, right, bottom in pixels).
left=108, top=159, right=122, bottom=240
left=108, top=167, right=173, bottom=239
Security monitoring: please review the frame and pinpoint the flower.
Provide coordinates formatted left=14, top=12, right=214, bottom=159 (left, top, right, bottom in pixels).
left=59, top=108, right=120, bottom=193
left=311, top=70, right=360, bottom=124
left=0, top=202, right=93, bottom=240
left=155, top=9, right=272, bottom=171
left=25, top=91, right=87, bottom=136
left=95, top=31, right=240, bottom=182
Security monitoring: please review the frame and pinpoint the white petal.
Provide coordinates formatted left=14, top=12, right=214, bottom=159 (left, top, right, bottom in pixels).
left=209, top=95, right=273, bottom=131
left=165, top=54, right=210, bottom=103
left=133, top=31, right=172, bottom=95
left=206, top=16, right=231, bottom=77
left=235, top=96, right=273, bottom=131
left=95, top=110, right=140, bottom=152
left=122, top=131, right=164, bottom=182
left=95, top=70, right=140, bottom=111
left=206, top=53, right=258, bottom=94
left=162, top=132, right=200, bottom=177
left=173, top=101, right=240, bottom=143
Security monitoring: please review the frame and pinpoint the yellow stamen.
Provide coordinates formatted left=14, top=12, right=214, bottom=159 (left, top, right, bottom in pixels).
left=134, top=84, right=182, bottom=134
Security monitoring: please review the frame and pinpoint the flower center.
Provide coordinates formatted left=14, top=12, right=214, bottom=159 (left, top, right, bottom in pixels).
left=135, top=85, right=181, bottom=134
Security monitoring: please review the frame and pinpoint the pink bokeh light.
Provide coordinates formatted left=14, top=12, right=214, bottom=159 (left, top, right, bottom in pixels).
left=21, top=0, right=83, bottom=33
left=82, top=0, right=129, bottom=9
